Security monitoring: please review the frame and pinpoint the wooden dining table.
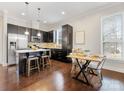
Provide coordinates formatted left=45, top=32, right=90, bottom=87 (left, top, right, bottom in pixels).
left=67, top=53, right=104, bottom=85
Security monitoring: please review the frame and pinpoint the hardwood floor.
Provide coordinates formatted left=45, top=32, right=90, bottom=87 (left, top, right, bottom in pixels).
left=0, top=60, right=124, bottom=91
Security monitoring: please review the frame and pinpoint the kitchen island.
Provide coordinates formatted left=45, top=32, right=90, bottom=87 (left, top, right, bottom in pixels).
left=15, top=48, right=51, bottom=75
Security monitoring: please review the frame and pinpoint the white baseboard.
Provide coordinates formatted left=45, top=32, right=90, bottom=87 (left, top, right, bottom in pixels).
left=103, top=59, right=124, bottom=73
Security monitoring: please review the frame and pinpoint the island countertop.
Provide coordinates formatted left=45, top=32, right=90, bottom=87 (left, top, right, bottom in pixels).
left=16, top=48, right=51, bottom=53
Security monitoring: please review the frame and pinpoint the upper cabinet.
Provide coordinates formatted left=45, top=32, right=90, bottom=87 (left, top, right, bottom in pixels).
left=62, top=24, right=73, bottom=50
left=31, top=29, right=38, bottom=36
left=7, top=24, right=54, bottom=43
left=26, top=28, right=32, bottom=42
left=49, top=31, right=53, bottom=42
left=18, top=26, right=26, bottom=35
left=43, top=31, right=53, bottom=42
left=7, top=24, right=18, bottom=34
left=29, top=29, right=44, bottom=43
left=7, top=24, right=45, bottom=43
left=43, top=32, right=48, bottom=42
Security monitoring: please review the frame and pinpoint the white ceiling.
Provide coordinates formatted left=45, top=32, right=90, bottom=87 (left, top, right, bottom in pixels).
left=0, top=2, right=117, bottom=29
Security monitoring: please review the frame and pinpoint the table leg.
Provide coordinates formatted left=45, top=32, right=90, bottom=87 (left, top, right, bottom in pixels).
left=73, top=59, right=91, bottom=85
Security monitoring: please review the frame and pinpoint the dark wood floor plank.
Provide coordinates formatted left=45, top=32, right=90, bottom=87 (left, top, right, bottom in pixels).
left=0, top=60, right=124, bottom=91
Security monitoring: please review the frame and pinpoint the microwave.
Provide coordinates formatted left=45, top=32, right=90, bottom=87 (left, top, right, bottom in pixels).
left=31, top=36, right=41, bottom=43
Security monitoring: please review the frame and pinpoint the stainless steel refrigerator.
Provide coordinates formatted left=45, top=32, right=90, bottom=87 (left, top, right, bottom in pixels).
left=8, top=33, right=28, bottom=65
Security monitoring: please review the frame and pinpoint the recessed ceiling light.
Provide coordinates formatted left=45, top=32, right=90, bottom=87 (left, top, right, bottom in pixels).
left=43, top=21, right=47, bottom=23
left=61, top=11, right=65, bottom=15
left=21, top=13, right=25, bottom=16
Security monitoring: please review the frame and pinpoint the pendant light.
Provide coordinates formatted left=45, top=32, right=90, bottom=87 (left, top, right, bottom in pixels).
left=37, top=8, right=41, bottom=37
left=24, top=2, right=29, bottom=35
left=37, top=32, right=41, bottom=37
left=25, top=28, right=29, bottom=35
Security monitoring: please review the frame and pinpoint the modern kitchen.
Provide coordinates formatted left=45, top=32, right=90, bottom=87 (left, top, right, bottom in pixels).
left=0, top=1, right=124, bottom=91
left=7, top=23, right=73, bottom=75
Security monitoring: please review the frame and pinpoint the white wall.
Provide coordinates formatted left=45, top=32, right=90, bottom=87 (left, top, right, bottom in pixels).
left=71, top=14, right=101, bottom=54
left=0, top=10, right=7, bottom=66
left=2, top=11, right=7, bottom=66
left=56, top=3, right=124, bottom=54
left=0, top=16, right=3, bottom=64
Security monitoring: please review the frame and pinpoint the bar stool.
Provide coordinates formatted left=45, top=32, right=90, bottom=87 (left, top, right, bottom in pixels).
left=40, top=55, right=51, bottom=70
left=26, top=57, right=40, bottom=76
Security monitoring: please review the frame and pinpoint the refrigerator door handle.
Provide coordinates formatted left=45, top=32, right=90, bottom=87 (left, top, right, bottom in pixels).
left=10, top=42, right=16, bottom=49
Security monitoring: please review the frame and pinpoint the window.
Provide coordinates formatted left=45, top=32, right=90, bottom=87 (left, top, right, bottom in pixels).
left=101, top=14, right=123, bottom=60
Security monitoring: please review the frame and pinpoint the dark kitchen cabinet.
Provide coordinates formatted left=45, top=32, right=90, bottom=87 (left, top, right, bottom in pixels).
left=31, top=29, right=43, bottom=43
left=51, top=49, right=68, bottom=62
left=8, top=24, right=27, bottom=35
left=62, top=24, right=73, bottom=62
left=7, top=24, right=18, bottom=34
left=43, top=31, right=53, bottom=42
left=51, top=24, right=73, bottom=62
left=7, top=24, right=32, bottom=42
left=18, top=26, right=26, bottom=35
left=49, top=31, right=53, bottom=42
left=31, top=29, right=38, bottom=36
left=43, top=32, right=48, bottom=42
left=7, top=24, right=44, bottom=43
left=27, top=28, right=31, bottom=42
left=62, top=24, right=73, bottom=50
left=51, top=49, right=72, bottom=62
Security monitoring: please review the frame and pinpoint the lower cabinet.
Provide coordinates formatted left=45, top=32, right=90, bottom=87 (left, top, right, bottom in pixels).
left=51, top=49, right=72, bottom=62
